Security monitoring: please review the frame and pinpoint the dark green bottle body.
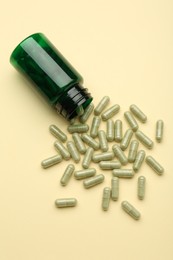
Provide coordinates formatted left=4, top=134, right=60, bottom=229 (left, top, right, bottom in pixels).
left=10, top=33, right=92, bottom=119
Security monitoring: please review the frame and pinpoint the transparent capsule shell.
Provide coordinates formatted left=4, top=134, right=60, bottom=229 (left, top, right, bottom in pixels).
left=121, top=201, right=141, bottom=220
left=106, top=119, right=114, bottom=142
left=41, top=154, right=62, bottom=169
left=146, top=155, right=164, bottom=175
left=133, top=150, right=146, bottom=173
left=90, top=116, right=101, bottom=138
left=98, top=130, right=108, bottom=152
left=49, top=124, right=67, bottom=142
left=82, top=147, right=94, bottom=169
left=138, top=176, right=146, bottom=200
left=92, top=151, right=114, bottom=163
left=130, top=104, right=147, bottom=123
left=67, top=141, right=80, bottom=163
left=114, top=120, right=123, bottom=142
left=94, top=96, right=110, bottom=116
left=54, top=141, right=71, bottom=160
left=67, top=124, right=89, bottom=134
left=112, top=144, right=128, bottom=165
left=135, top=130, right=153, bottom=149
left=81, top=133, right=100, bottom=150
left=99, top=161, right=121, bottom=170
left=128, top=140, right=139, bottom=163
left=60, top=164, right=75, bottom=186
left=124, top=111, right=138, bottom=132
left=74, top=168, right=96, bottom=180
left=80, top=103, right=94, bottom=123
left=111, top=177, right=119, bottom=201
left=72, top=133, right=86, bottom=154
left=120, top=129, right=133, bottom=151
left=156, top=120, right=164, bottom=143
left=55, top=198, right=77, bottom=208
left=102, top=187, right=111, bottom=211
left=112, top=169, right=134, bottom=178
left=83, top=174, right=105, bottom=189
left=101, top=104, right=120, bottom=121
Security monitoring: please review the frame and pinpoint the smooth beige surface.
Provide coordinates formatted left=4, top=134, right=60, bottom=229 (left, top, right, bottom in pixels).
left=1, top=1, right=173, bottom=259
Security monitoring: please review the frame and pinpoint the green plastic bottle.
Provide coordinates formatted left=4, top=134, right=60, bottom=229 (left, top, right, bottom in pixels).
left=10, top=33, right=93, bottom=120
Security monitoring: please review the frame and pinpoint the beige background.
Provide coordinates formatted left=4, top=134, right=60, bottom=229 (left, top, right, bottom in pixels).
left=1, top=0, right=173, bottom=259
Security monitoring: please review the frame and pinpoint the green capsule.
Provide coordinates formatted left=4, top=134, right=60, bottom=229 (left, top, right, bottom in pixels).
left=81, top=133, right=100, bottom=150
left=76, top=105, right=84, bottom=116
left=67, top=141, right=80, bottom=163
left=83, top=174, right=105, bottom=189
left=94, top=96, right=110, bottom=116
left=156, top=120, right=164, bottom=143
left=80, top=103, right=94, bottom=123
left=72, top=133, right=86, bottom=154
left=112, top=144, right=128, bottom=165
left=135, top=130, right=153, bottom=149
left=55, top=198, right=77, bottom=208
left=128, top=140, right=139, bottom=163
left=138, top=176, right=146, bottom=200
left=145, top=155, right=164, bottom=175
left=67, top=124, right=89, bottom=134
left=106, top=119, right=114, bottom=142
left=99, top=161, right=121, bottom=170
left=124, top=111, right=138, bottom=132
left=112, top=169, right=134, bottom=178
left=49, top=124, right=67, bottom=142
left=101, top=104, right=120, bottom=121
left=98, top=130, right=108, bottom=152
left=90, top=116, right=101, bottom=138
left=41, top=154, right=62, bottom=169
left=60, top=164, right=75, bottom=186
left=54, top=141, right=71, bottom=160
left=120, top=129, right=133, bottom=151
left=92, top=151, right=114, bottom=163
left=133, top=150, right=145, bottom=173
left=111, top=177, right=119, bottom=201
left=114, top=119, right=123, bottom=142
left=130, top=104, right=147, bottom=123
left=82, top=147, right=94, bottom=169
left=69, top=117, right=76, bottom=125
left=102, top=187, right=111, bottom=211
left=74, top=168, right=96, bottom=180
left=121, top=201, right=141, bottom=220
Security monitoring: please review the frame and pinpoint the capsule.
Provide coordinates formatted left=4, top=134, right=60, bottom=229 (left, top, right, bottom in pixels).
left=67, top=141, right=80, bottom=163
left=130, top=104, right=147, bottom=123
left=41, top=154, right=62, bottom=169
left=99, top=161, right=121, bottom=170
left=92, top=151, right=114, bottom=163
left=145, top=156, right=164, bottom=175
left=98, top=130, right=108, bottom=152
left=138, top=176, right=146, bottom=200
left=80, top=103, right=94, bottom=123
left=101, top=104, right=120, bottom=121
left=69, top=117, right=76, bottom=125
left=133, top=150, right=145, bottom=173
left=121, top=201, right=141, bottom=220
left=111, top=177, right=119, bottom=201
left=124, top=111, right=138, bottom=132
left=128, top=140, right=139, bottom=163
left=90, top=116, right=101, bottom=138
left=94, top=96, right=110, bottom=115
left=106, top=119, right=114, bottom=142
left=135, top=130, right=153, bottom=149
left=112, top=144, right=128, bottom=165
left=67, top=124, right=89, bottom=134
left=76, top=105, right=84, bottom=116
left=83, top=174, right=105, bottom=189
left=112, top=169, right=134, bottom=178
left=54, top=141, right=71, bottom=160
left=74, top=168, right=96, bottom=180
left=120, top=129, right=133, bottom=151
left=55, top=198, right=77, bottom=208
left=81, top=133, right=100, bottom=150
left=49, top=124, right=67, bottom=142
left=102, top=187, right=111, bottom=211
left=114, top=119, right=123, bottom=142
left=82, top=147, right=94, bottom=169
left=72, top=133, right=86, bottom=154
left=156, top=120, right=164, bottom=143
left=60, top=164, right=75, bottom=186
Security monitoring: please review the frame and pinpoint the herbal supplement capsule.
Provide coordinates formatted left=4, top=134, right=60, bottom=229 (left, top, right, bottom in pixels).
left=83, top=174, right=105, bottom=189
left=114, top=120, right=123, bottom=142
left=82, top=147, right=94, bottom=169
left=112, top=169, right=134, bottom=178
left=120, top=129, right=133, bottom=151
left=124, top=111, right=138, bottom=132
left=80, top=103, right=94, bottom=123
left=67, top=124, right=89, bottom=134
left=135, top=130, right=153, bottom=149
left=94, top=96, right=110, bottom=116
left=72, top=133, right=86, bottom=154
left=101, top=104, right=120, bottom=121
left=106, top=119, right=114, bottom=142
left=130, top=104, right=147, bottom=123
left=54, top=141, right=71, bottom=160
left=121, top=201, right=140, bottom=220
left=92, top=151, right=114, bottom=163
left=81, top=133, right=100, bottom=150
left=41, top=154, right=62, bottom=169
left=74, top=168, right=96, bottom=180
left=133, top=150, right=145, bottom=173
left=138, top=176, right=146, bottom=200
left=156, top=120, right=164, bottom=143
left=111, top=177, right=119, bottom=201
left=145, top=155, right=164, bottom=175
left=77, top=105, right=84, bottom=116
left=90, top=116, right=101, bottom=138
left=70, top=117, right=76, bottom=125
left=98, top=130, right=108, bottom=152
left=60, top=164, right=75, bottom=186
left=67, top=141, right=80, bottom=163
left=102, top=187, right=111, bottom=211
left=128, top=140, right=139, bottom=163
left=112, top=144, right=128, bottom=165
left=99, top=161, right=121, bottom=170
left=55, top=198, right=77, bottom=208
left=49, top=124, right=67, bottom=142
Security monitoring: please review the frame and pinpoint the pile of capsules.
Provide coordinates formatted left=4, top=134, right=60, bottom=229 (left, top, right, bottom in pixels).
left=41, top=96, right=164, bottom=220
